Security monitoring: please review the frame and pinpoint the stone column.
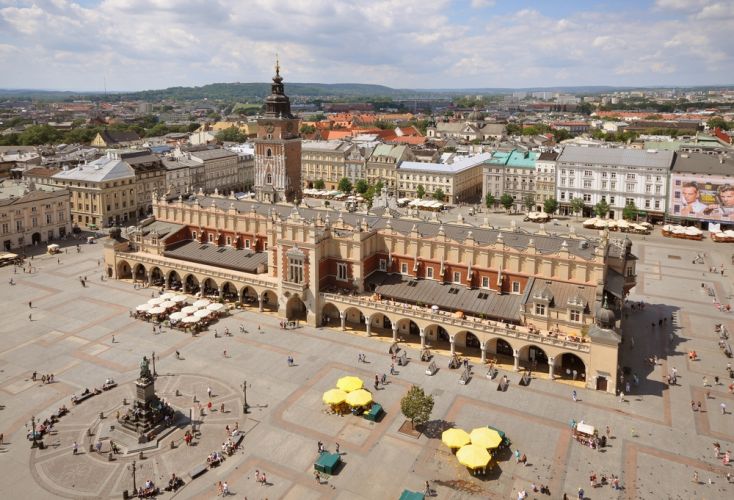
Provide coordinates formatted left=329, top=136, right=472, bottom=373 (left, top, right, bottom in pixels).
left=366, top=321, right=371, bottom=336
left=450, top=336, right=456, bottom=356
left=480, top=342, right=487, bottom=364
left=548, top=357, right=555, bottom=379
left=218, top=288, right=224, bottom=300
left=340, top=313, right=346, bottom=331
left=513, top=349, right=520, bottom=371
left=392, top=324, right=398, bottom=341
left=420, top=328, right=426, bottom=349
left=147, top=273, right=152, bottom=286
left=258, top=296, right=263, bottom=312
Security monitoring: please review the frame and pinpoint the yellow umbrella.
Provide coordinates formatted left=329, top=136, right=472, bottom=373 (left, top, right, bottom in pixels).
left=441, top=428, right=471, bottom=449
left=456, top=444, right=491, bottom=469
left=337, top=376, right=364, bottom=393
left=345, top=388, right=373, bottom=407
left=322, top=389, right=347, bottom=405
left=470, top=427, right=503, bottom=449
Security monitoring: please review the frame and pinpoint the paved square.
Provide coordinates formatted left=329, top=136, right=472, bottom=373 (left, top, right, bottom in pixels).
left=0, top=230, right=733, bottom=499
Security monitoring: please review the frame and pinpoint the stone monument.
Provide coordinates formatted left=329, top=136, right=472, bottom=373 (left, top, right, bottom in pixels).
left=117, top=356, right=173, bottom=443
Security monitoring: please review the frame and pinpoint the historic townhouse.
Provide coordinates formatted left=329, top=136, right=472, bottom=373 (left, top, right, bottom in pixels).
left=0, top=180, right=70, bottom=250
left=301, top=140, right=359, bottom=190
left=534, top=151, right=558, bottom=211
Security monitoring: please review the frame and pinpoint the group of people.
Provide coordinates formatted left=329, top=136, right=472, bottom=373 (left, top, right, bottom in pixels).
left=32, top=372, right=54, bottom=384
left=136, top=479, right=158, bottom=498
left=207, top=451, right=224, bottom=467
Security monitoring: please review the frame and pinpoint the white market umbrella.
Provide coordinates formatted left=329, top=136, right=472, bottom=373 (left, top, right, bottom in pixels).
left=207, top=303, right=225, bottom=312
left=172, top=295, right=188, bottom=304
left=193, top=299, right=211, bottom=308
left=182, top=316, right=199, bottom=324
left=181, top=305, right=198, bottom=315
left=148, top=297, right=164, bottom=306
left=136, top=304, right=152, bottom=312
left=160, top=300, right=176, bottom=309
left=193, top=309, right=211, bottom=318
left=169, top=312, right=187, bottom=321
left=149, top=306, right=167, bottom=315
left=159, top=292, right=176, bottom=300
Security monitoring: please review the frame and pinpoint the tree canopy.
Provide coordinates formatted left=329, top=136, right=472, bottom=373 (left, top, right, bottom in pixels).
left=570, top=197, right=586, bottom=218
left=416, top=184, right=426, bottom=199
left=313, top=179, right=325, bottom=190
left=400, top=385, right=434, bottom=429
left=338, top=177, right=353, bottom=194
left=594, top=199, right=610, bottom=218
left=433, top=187, right=445, bottom=201
left=543, top=198, right=559, bottom=215
left=500, top=193, right=514, bottom=211
left=485, top=193, right=495, bottom=209
left=215, top=126, right=247, bottom=143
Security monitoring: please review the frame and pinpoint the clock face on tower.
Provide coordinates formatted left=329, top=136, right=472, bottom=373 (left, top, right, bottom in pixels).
left=266, top=124, right=275, bottom=133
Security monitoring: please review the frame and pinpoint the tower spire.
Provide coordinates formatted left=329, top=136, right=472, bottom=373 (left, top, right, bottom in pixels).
left=275, top=53, right=280, bottom=78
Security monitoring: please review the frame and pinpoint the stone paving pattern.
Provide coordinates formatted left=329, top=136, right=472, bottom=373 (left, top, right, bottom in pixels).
left=0, top=225, right=733, bottom=499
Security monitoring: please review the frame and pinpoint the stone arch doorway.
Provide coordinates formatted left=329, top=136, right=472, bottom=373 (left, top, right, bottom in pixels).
left=321, top=303, right=340, bottom=326
left=150, top=267, right=164, bottom=286
left=31, top=232, right=42, bottom=245
left=261, top=290, right=278, bottom=312
left=117, top=260, right=132, bottom=279
left=396, top=318, right=420, bottom=338
left=202, top=278, right=218, bottom=297
left=367, top=312, right=393, bottom=337
left=519, top=344, right=549, bottom=372
left=559, top=353, right=586, bottom=381
left=342, top=307, right=365, bottom=331
left=133, top=263, right=146, bottom=282
left=240, top=286, right=258, bottom=306
left=221, top=282, right=238, bottom=302
left=453, top=330, right=482, bottom=358
left=184, top=274, right=200, bottom=295
left=487, top=338, right=514, bottom=357
left=168, top=271, right=182, bottom=290
left=286, top=294, right=307, bottom=321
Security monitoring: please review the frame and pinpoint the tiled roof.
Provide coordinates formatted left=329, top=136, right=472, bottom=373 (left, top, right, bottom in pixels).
left=164, top=241, right=267, bottom=273
left=189, top=149, right=238, bottom=161
left=399, top=152, right=492, bottom=174
left=52, top=156, right=135, bottom=183
left=672, top=151, right=732, bottom=175
left=526, top=278, right=595, bottom=311
left=366, top=271, right=524, bottom=321
left=558, top=145, right=675, bottom=169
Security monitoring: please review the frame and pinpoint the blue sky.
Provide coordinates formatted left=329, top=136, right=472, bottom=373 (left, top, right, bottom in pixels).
left=0, top=0, right=731, bottom=91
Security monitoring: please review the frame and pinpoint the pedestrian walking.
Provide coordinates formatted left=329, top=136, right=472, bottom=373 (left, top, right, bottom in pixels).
left=605, top=425, right=611, bottom=439
left=260, top=472, right=267, bottom=485
left=222, top=481, right=229, bottom=496
left=390, top=363, right=395, bottom=375
left=703, top=376, right=709, bottom=387
left=572, top=390, right=577, bottom=402
left=28, top=313, right=31, bottom=321
left=216, top=481, right=223, bottom=496
left=207, top=386, right=212, bottom=398
left=223, top=350, right=227, bottom=358
left=697, top=401, right=702, bottom=411
left=722, top=402, right=727, bottom=415
left=95, top=441, right=102, bottom=453
left=111, top=335, right=115, bottom=343
left=314, top=470, right=321, bottom=483
left=692, top=400, right=697, bottom=411
left=693, top=471, right=699, bottom=483
left=619, top=391, right=625, bottom=403
left=72, top=441, right=78, bottom=455
left=28, top=301, right=32, bottom=308
left=335, top=442, right=340, bottom=453
left=425, top=481, right=431, bottom=496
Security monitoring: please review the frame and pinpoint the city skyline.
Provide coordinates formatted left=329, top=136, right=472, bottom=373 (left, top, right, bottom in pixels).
left=0, top=0, right=732, bottom=92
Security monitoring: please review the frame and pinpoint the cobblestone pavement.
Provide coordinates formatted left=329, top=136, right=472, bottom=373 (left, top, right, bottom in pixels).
left=0, top=224, right=733, bottom=499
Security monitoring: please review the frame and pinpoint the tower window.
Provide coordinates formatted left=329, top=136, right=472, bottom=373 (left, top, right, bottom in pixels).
left=266, top=173, right=272, bottom=184
left=266, top=148, right=272, bottom=157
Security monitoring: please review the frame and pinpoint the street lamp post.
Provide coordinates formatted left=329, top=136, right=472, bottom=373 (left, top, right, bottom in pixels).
left=128, top=460, right=137, bottom=492
left=30, top=415, right=39, bottom=448
left=241, top=379, right=249, bottom=414
left=152, top=351, right=157, bottom=377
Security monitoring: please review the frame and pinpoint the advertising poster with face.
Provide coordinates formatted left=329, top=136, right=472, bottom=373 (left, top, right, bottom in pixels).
left=670, top=175, right=734, bottom=221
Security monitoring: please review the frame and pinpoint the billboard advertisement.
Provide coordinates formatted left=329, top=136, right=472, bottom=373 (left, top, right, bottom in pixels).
left=669, top=174, right=734, bottom=221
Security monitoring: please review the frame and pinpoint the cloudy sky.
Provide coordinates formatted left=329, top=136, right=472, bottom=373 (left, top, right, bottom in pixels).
left=0, top=0, right=732, bottom=91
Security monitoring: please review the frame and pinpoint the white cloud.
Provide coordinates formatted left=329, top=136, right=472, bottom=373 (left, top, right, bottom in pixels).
left=470, top=0, right=495, bottom=8
left=0, top=0, right=731, bottom=90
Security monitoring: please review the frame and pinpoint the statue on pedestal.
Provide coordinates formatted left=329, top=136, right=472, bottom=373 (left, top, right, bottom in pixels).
left=139, top=356, right=152, bottom=381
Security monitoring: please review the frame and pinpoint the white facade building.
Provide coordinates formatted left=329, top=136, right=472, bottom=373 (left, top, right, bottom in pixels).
left=556, top=146, right=674, bottom=220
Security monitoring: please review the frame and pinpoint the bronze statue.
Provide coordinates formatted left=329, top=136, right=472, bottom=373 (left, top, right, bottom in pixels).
left=139, top=356, right=152, bottom=380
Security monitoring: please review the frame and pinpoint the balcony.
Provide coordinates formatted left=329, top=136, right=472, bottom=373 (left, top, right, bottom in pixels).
left=283, top=279, right=309, bottom=293
left=321, top=293, right=590, bottom=353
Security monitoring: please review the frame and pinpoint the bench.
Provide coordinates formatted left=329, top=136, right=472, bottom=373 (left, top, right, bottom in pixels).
left=72, top=392, right=94, bottom=405
left=234, top=432, right=245, bottom=448
left=364, top=403, right=383, bottom=422
left=188, top=463, right=207, bottom=480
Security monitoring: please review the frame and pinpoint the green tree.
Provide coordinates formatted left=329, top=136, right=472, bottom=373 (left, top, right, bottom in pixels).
left=416, top=184, right=426, bottom=199
left=300, top=124, right=316, bottom=135
left=338, top=177, right=353, bottom=194
left=506, top=123, right=522, bottom=135
left=18, top=125, right=62, bottom=145
left=523, top=194, right=535, bottom=212
left=707, top=117, right=730, bottom=131
left=187, top=122, right=200, bottom=133
left=433, top=187, right=445, bottom=201
left=552, top=129, right=571, bottom=142
left=485, top=193, right=496, bottom=209
left=145, top=123, right=170, bottom=137
left=215, top=126, right=246, bottom=143
left=500, top=193, right=514, bottom=211
left=374, top=180, right=384, bottom=194
left=543, top=198, right=559, bottom=215
left=355, top=179, right=369, bottom=194
left=400, top=385, right=434, bottom=430
left=570, top=197, right=586, bottom=219
left=313, top=179, right=326, bottom=190
left=622, top=201, right=638, bottom=220
left=594, top=199, right=610, bottom=218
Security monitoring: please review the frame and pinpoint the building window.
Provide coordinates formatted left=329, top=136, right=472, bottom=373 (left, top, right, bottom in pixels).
left=226, top=236, right=231, bottom=246
left=400, top=263, right=408, bottom=275
left=535, top=303, right=546, bottom=315
left=266, top=148, right=272, bottom=157
left=426, top=267, right=434, bottom=279
left=583, top=194, right=591, bottom=202
left=266, top=173, right=272, bottom=184
left=337, top=262, right=348, bottom=281
left=610, top=196, right=615, bottom=204
left=453, top=271, right=461, bottom=283
left=191, top=231, right=197, bottom=241
left=288, top=257, right=304, bottom=284
left=482, top=276, right=489, bottom=288
left=626, top=197, right=634, bottom=206
left=570, top=309, right=581, bottom=322
left=512, top=281, right=520, bottom=294
left=245, top=239, right=251, bottom=249
left=379, top=259, right=387, bottom=271
left=208, top=233, right=213, bottom=243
